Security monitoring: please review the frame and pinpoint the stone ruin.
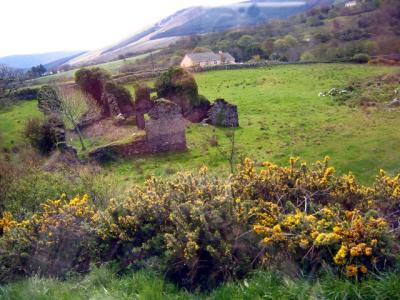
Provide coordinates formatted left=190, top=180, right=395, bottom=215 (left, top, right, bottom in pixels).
left=134, top=84, right=154, bottom=130
left=206, top=99, right=239, bottom=127
left=103, top=89, right=135, bottom=118
left=89, top=99, right=186, bottom=161
left=146, top=99, right=187, bottom=152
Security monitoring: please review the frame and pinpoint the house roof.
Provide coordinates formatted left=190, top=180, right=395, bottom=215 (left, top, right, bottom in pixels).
left=186, top=52, right=220, bottom=63
left=221, top=52, right=235, bottom=61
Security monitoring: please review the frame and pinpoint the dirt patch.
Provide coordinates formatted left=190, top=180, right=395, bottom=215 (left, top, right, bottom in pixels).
left=82, top=118, right=140, bottom=144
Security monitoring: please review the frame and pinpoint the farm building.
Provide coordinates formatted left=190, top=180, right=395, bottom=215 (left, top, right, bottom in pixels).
left=345, top=1, right=357, bottom=7
left=180, top=51, right=235, bottom=68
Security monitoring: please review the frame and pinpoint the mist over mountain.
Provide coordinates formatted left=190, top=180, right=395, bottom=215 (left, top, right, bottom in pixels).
left=64, top=0, right=334, bottom=66
left=0, top=51, right=83, bottom=69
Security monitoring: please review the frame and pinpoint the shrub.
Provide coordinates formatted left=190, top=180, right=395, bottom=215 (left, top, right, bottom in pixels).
left=232, top=157, right=371, bottom=211
left=352, top=53, right=370, bottom=64
left=11, top=88, right=39, bottom=100
left=0, top=195, right=97, bottom=282
left=97, top=167, right=260, bottom=289
left=3, top=164, right=120, bottom=218
left=253, top=205, right=394, bottom=278
left=155, top=67, right=210, bottom=108
left=23, top=117, right=59, bottom=155
left=0, top=157, right=399, bottom=288
left=37, top=85, right=62, bottom=115
left=300, top=52, right=317, bottom=62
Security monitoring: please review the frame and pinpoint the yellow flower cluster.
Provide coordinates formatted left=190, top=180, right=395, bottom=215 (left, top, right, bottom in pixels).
left=253, top=202, right=392, bottom=278
left=0, top=212, right=17, bottom=234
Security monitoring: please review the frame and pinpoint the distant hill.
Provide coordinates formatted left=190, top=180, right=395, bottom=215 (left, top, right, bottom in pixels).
left=65, top=0, right=334, bottom=66
left=115, top=0, right=399, bottom=71
left=0, top=51, right=83, bottom=69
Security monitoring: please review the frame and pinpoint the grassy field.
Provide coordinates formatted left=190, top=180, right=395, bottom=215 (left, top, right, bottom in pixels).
left=1, top=63, right=400, bottom=298
left=0, top=101, right=42, bottom=150
left=108, top=63, right=400, bottom=184
left=2, top=64, right=400, bottom=184
left=28, top=52, right=154, bottom=86
left=1, top=266, right=399, bottom=300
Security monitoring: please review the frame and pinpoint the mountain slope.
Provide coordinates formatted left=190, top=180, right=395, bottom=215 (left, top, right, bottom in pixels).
left=65, top=0, right=334, bottom=67
left=0, top=51, right=83, bottom=69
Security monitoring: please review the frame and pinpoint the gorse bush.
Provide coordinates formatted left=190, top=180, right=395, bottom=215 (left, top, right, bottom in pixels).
left=0, top=195, right=97, bottom=282
left=253, top=205, right=393, bottom=279
left=0, top=157, right=399, bottom=289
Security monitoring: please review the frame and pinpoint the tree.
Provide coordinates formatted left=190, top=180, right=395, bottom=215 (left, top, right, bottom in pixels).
left=56, top=86, right=93, bottom=151
left=273, top=35, right=298, bottom=53
left=0, top=64, right=24, bottom=99
left=28, top=64, right=47, bottom=78
left=193, top=47, right=212, bottom=53
left=300, top=51, right=317, bottom=62
left=208, top=128, right=239, bottom=174
left=237, top=35, right=256, bottom=49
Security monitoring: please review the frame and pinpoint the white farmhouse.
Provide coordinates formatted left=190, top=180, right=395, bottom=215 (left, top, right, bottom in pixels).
left=345, top=1, right=357, bottom=8
left=181, top=51, right=235, bottom=68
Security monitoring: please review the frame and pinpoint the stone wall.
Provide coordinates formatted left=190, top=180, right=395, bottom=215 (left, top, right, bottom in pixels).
left=206, top=99, right=239, bottom=127
left=145, top=99, right=187, bottom=152
left=89, top=99, right=187, bottom=161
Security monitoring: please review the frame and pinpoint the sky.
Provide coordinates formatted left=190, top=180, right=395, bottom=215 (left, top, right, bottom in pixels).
left=0, top=0, right=241, bottom=58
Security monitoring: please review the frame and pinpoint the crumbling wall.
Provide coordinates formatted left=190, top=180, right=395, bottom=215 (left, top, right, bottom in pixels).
left=206, top=99, right=239, bottom=127
left=89, top=99, right=187, bottom=162
left=145, top=99, right=187, bottom=152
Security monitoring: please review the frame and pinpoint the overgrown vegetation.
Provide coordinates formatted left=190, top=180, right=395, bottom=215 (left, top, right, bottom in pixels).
left=155, top=67, right=210, bottom=108
left=1, top=63, right=400, bottom=296
left=1, top=157, right=399, bottom=290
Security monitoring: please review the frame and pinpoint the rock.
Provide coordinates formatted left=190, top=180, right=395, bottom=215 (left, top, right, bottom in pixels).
left=388, top=98, right=400, bottom=107
left=113, top=113, right=126, bottom=126
left=206, top=99, right=239, bottom=127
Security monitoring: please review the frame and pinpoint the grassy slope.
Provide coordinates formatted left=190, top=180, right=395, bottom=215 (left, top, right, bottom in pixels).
left=1, top=267, right=399, bottom=300
left=2, top=64, right=400, bottom=184
left=0, top=101, right=42, bottom=150
left=109, top=64, right=400, bottom=184
left=29, top=52, right=154, bottom=85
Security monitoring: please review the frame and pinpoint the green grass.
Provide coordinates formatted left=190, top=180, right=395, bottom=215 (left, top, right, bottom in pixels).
left=0, top=101, right=42, bottom=150
left=2, top=64, right=400, bottom=184
left=1, top=266, right=399, bottom=300
left=29, top=52, right=155, bottom=85
left=109, top=63, right=400, bottom=184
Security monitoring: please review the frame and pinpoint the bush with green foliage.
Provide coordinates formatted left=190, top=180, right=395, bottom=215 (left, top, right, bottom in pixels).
left=23, top=117, right=59, bottom=155
left=37, top=85, right=62, bottom=115
left=155, top=67, right=210, bottom=110
left=352, top=53, right=371, bottom=63
left=155, top=67, right=198, bottom=101
left=11, top=88, right=39, bottom=100
left=1, top=158, right=399, bottom=289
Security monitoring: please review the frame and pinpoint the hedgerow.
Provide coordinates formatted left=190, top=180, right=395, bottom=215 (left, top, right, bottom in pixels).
left=0, top=157, right=399, bottom=289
